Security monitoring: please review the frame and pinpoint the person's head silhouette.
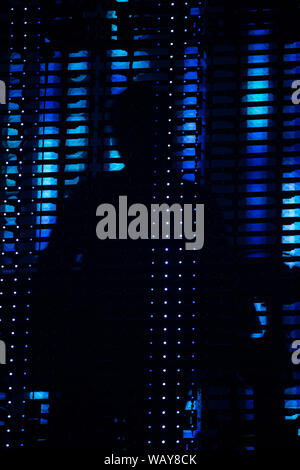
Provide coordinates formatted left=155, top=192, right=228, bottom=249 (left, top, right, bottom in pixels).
left=111, top=83, right=169, bottom=176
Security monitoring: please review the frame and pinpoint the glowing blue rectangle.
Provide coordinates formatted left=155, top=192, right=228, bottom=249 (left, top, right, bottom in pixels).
left=29, top=392, right=49, bottom=400
left=41, top=404, right=50, bottom=413
left=284, top=54, right=300, bottom=61
left=35, top=165, right=58, bottom=173
left=183, top=85, right=198, bottom=92
left=245, top=158, right=271, bottom=166
left=254, top=302, right=267, bottom=312
left=283, top=170, right=300, bottom=178
left=104, top=163, right=125, bottom=171
left=38, top=139, right=60, bottom=148
left=247, top=119, right=269, bottom=127
left=68, top=62, right=88, bottom=71
left=111, top=86, right=127, bottom=94
left=244, top=81, right=270, bottom=89
left=111, top=74, right=127, bottom=82
left=243, top=94, right=273, bottom=102
left=282, top=209, right=300, bottom=217
left=35, top=242, right=49, bottom=251
left=65, top=138, right=88, bottom=147
left=68, top=100, right=88, bottom=109
left=283, top=183, right=300, bottom=191
left=39, top=114, right=60, bottom=121
left=245, top=209, right=268, bottom=218
left=69, top=51, right=88, bottom=57
left=67, top=113, right=87, bottom=121
left=184, top=59, right=198, bottom=67
left=245, top=223, right=268, bottom=231
left=104, top=150, right=121, bottom=159
left=245, top=184, right=268, bottom=192
left=285, top=400, right=300, bottom=408
left=248, top=55, right=270, bottom=64
left=65, top=164, right=86, bottom=172
left=132, top=61, right=150, bottom=69
left=245, top=197, right=268, bottom=205
left=111, top=62, right=130, bottom=69
left=248, top=30, right=271, bottom=36
left=246, top=145, right=269, bottom=153
left=247, top=132, right=269, bottom=140
left=248, top=44, right=270, bottom=51
left=37, top=152, right=58, bottom=160
left=282, top=236, right=300, bottom=244
left=39, top=101, right=60, bottom=109
left=40, top=88, right=60, bottom=97
left=184, top=72, right=197, bottom=79
left=177, top=136, right=196, bottom=144
left=66, top=151, right=87, bottom=159
left=7, top=128, right=18, bottom=136
left=108, top=50, right=127, bottom=57
left=68, top=88, right=87, bottom=96
left=9, top=90, right=22, bottom=97
left=37, top=190, right=58, bottom=198
left=182, top=149, right=195, bottom=156
left=10, top=64, right=23, bottom=72
left=178, top=110, right=197, bottom=118
left=240, top=236, right=273, bottom=244
left=185, top=47, right=198, bottom=54
left=183, top=97, right=197, bottom=105
left=247, top=68, right=270, bottom=76
left=106, top=10, right=117, bottom=18
left=36, top=229, right=52, bottom=238
left=182, top=161, right=196, bottom=169
left=67, top=126, right=88, bottom=134
left=3, top=243, right=15, bottom=251
left=36, top=216, right=57, bottom=225
left=36, top=203, right=56, bottom=211
left=244, top=106, right=274, bottom=115
left=245, top=171, right=271, bottom=179
left=283, top=222, right=300, bottom=231
left=283, top=195, right=300, bottom=204
left=38, top=127, right=59, bottom=135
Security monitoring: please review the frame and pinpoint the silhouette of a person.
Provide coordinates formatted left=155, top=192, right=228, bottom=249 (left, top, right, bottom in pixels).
left=30, top=84, right=194, bottom=449
left=30, top=84, right=299, bottom=451
left=31, top=84, right=232, bottom=449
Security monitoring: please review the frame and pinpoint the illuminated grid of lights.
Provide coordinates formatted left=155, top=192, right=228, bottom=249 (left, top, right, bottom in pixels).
left=205, top=3, right=300, bottom=449
left=282, top=39, right=300, bottom=430
left=147, top=0, right=205, bottom=451
left=2, top=0, right=205, bottom=448
left=0, top=3, right=41, bottom=448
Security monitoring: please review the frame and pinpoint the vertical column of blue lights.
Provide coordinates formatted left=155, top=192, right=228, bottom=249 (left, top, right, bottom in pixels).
left=281, top=41, right=300, bottom=435
left=180, top=1, right=205, bottom=451
left=36, top=50, right=89, bottom=252
left=239, top=23, right=277, bottom=450
left=244, top=32, right=274, bottom=350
